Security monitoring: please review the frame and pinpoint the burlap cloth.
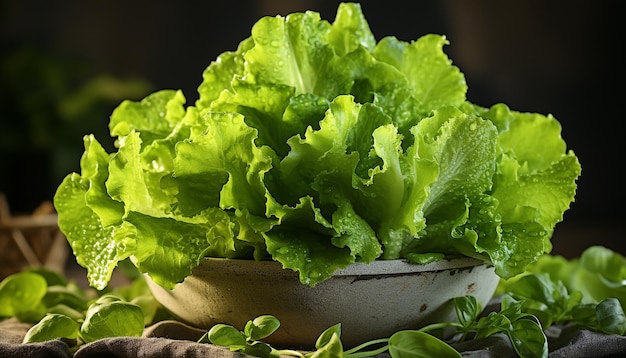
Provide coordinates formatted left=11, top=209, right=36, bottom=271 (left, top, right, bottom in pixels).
left=2, top=298, right=626, bottom=357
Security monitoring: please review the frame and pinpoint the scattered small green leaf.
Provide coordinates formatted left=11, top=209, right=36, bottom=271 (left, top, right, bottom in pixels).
left=23, top=313, right=79, bottom=343
left=245, top=315, right=281, bottom=341
left=592, top=298, right=626, bottom=335
left=388, top=330, right=461, bottom=358
left=79, top=300, right=144, bottom=343
left=204, top=316, right=301, bottom=358
left=206, top=324, right=247, bottom=347
left=0, top=271, right=47, bottom=319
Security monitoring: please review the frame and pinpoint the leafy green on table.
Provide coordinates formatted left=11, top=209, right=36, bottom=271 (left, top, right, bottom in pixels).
left=500, top=246, right=626, bottom=307
left=79, top=295, right=145, bottom=343
left=504, top=273, right=582, bottom=328
left=21, top=292, right=146, bottom=345
left=0, top=271, right=47, bottom=320
left=202, top=315, right=303, bottom=357
left=572, top=246, right=626, bottom=309
left=418, top=295, right=548, bottom=358
left=592, top=298, right=626, bottom=335
left=503, top=274, right=626, bottom=336
left=106, top=272, right=161, bottom=325
left=0, top=267, right=163, bottom=346
left=386, top=331, right=461, bottom=358
left=0, top=268, right=90, bottom=322
left=22, top=313, right=79, bottom=343
left=498, top=245, right=626, bottom=335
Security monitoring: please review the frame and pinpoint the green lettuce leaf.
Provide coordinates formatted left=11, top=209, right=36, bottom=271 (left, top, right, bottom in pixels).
left=54, top=136, right=132, bottom=290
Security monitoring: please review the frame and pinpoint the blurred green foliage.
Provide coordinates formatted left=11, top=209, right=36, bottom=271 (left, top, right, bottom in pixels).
left=0, top=45, right=152, bottom=211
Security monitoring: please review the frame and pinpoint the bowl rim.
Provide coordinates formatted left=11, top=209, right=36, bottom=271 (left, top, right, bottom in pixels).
left=194, top=256, right=490, bottom=277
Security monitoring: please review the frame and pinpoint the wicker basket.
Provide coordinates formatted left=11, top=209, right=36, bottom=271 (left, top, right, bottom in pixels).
left=0, top=193, right=69, bottom=280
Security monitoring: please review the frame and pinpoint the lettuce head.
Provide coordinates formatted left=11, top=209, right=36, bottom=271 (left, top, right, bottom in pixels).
left=54, top=2, right=581, bottom=290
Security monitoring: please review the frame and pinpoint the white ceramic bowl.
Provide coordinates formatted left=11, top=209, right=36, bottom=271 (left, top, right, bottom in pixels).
left=146, top=257, right=499, bottom=349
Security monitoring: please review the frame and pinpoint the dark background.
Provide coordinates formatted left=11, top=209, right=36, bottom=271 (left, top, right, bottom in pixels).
left=1, top=0, right=622, bottom=258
